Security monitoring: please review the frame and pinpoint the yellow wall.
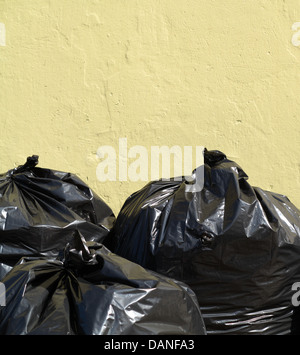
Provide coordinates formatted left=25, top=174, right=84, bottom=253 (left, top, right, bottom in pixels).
left=1, top=0, right=300, bottom=215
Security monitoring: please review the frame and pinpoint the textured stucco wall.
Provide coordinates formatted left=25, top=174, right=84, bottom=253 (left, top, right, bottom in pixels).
left=0, top=0, right=300, bottom=215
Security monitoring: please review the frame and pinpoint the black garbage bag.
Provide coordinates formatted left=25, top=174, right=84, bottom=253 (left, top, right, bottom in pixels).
left=0, top=155, right=115, bottom=280
left=104, top=149, right=300, bottom=335
left=0, top=230, right=206, bottom=335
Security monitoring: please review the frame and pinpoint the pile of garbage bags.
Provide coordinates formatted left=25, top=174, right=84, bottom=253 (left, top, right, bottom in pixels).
left=1, top=150, right=300, bottom=335
left=0, top=156, right=205, bottom=335
left=0, top=230, right=205, bottom=335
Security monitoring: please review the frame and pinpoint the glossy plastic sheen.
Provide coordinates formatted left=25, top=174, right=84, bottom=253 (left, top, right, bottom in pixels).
left=0, top=231, right=206, bottom=335
left=105, top=149, right=300, bottom=335
left=0, top=156, right=115, bottom=280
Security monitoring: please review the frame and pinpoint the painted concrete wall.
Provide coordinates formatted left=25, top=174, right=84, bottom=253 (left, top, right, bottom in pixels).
left=1, top=0, right=300, bottom=215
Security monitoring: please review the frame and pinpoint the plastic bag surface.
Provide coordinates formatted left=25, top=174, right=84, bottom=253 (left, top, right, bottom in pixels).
left=104, top=149, right=300, bottom=335
left=0, top=156, right=115, bottom=280
left=0, top=231, right=206, bottom=335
